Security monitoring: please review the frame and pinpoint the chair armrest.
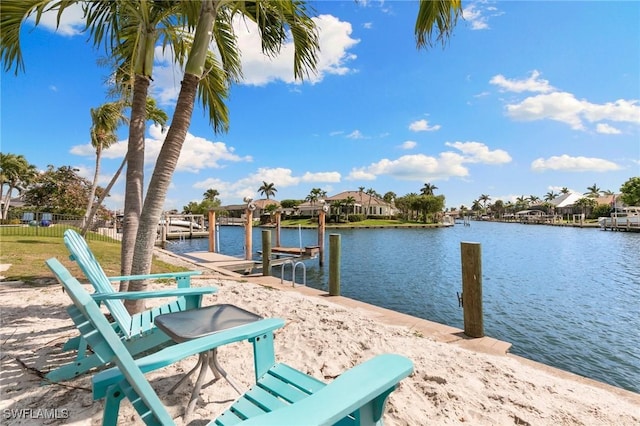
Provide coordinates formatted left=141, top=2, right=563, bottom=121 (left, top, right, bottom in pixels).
left=90, top=287, right=217, bottom=301
left=107, top=270, right=202, bottom=282
left=242, top=354, right=413, bottom=426
left=92, top=318, right=285, bottom=398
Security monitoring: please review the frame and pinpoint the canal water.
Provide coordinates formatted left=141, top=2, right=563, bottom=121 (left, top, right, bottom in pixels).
left=165, top=222, right=640, bottom=393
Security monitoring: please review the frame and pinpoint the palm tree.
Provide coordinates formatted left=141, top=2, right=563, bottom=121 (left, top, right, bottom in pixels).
left=3, top=0, right=462, bottom=311
left=258, top=181, right=277, bottom=200
left=544, top=191, right=558, bottom=201
left=81, top=101, right=127, bottom=235
left=203, top=188, right=220, bottom=202
left=560, top=187, right=570, bottom=194
left=81, top=97, right=168, bottom=237
left=585, top=183, right=601, bottom=198
left=343, top=196, right=356, bottom=222
left=478, top=194, right=491, bottom=210
left=0, top=153, right=38, bottom=219
left=365, top=188, right=377, bottom=216
left=420, top=182, right=438, bottom=196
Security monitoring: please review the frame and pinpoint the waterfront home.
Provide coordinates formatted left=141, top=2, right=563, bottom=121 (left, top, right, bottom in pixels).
left=296, top=190, right=398, bottom=217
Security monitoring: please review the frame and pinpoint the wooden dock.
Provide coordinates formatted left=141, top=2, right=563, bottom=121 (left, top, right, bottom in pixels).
left=182, top=251, right=258, bottom=275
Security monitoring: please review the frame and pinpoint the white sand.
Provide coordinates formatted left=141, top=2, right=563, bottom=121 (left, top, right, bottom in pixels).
left=1, top=267, right=639, bottom=425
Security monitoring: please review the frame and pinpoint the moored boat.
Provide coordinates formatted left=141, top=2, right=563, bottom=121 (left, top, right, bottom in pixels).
left=598, top=206, right=640, bottom=229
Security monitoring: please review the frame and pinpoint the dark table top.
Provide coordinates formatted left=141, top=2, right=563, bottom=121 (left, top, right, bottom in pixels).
left=154, top=304, right=263, bottom=343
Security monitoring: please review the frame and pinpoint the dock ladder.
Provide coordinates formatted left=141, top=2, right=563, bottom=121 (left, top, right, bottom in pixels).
left=280, top=259, right=306, bottom=287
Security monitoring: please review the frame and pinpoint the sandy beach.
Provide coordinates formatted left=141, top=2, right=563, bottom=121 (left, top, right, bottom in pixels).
left=1, top=253, right=639, bottom=426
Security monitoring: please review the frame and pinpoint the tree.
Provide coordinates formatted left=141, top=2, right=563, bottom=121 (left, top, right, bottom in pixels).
left=478, top=194, right=491, bottom=211
left=203, top=188, right=220, bottom=202
left=3, top=0, right=462, bottom=312
left=619, top=177, right=640, bottom=206
left=383, top=191, right=396, bottom=204
left=544, top=191, right=558, bottom=201
left=0, top=153, right=37, bottom=219
left=82, top=97, right=168, bottom=237
left=560, top=187, right=570, bottom=194
left=343, top=196, right=356, bottom=222
left=575, top=197, right=597, bottom=218
left=23, top=165, right=92, bottom=215
left=81, top=101, right=127, bottom=235
left=420, top=182, right=438, bottom=196
left=258, top=181, right=277, bottom=200
left=365, top=187, right=377, bottom=216
left=584, top=183, right=601, bottom=198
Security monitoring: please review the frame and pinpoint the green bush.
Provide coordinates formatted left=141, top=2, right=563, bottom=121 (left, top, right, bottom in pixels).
left=348, top=214, right=366, bottom=222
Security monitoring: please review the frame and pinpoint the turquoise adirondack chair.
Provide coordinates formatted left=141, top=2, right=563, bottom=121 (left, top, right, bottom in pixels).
left=44, top=230, right=217, bottom=383
left=47, top=257, right=413, bottom=426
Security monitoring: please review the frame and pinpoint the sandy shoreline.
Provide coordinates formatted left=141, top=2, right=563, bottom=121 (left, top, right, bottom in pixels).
left=1, top=255, right=639, bottom=425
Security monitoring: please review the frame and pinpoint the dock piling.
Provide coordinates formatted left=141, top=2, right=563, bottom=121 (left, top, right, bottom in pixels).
left=460, top=241, right=484, bottom=338
left=329, top=234, right=341, bottom=296
left=208, top=210, right=216, bottom=252
left=262, top=230, right=271, bottom=276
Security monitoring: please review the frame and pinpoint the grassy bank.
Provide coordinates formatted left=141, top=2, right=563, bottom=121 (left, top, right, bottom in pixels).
left=279, top=218, right=444, bottom=228
left=0, top=234, right=187, bottom=283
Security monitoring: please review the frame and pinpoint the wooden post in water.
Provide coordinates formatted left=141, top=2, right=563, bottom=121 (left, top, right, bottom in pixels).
left=262, top=230, right=271, bottom=276
left=329, top=234, right=341, bottom=296
left=460, top=241, right=484, bottom=337
left=318, top=210, right=326, bottom=266
left=245, top=208, right=253, bottom=260
left=275, top=211, right=282, bottom=247
left=208, top=210, right=216, bottom=252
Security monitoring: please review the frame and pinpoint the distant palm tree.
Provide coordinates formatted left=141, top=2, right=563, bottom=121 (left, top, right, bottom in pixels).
left=258, top=181, right=277, bottom=200
left=544, top=191, right=558, bottom=201
left=421, top=182, right=438, bottom=196
left=478, top=194, right=491, bottom=210
left=529, top=195, right=541, bottom=205
left=0, top=153, right=37, bottom=219
left=585, top=183, right=601, bottom=198
left=343, top=196, right=356, bottom=222
left=560, top=187, right=570, bottom=194
left=203, top=188, right=219, bottom=202
left=82, top=101, right=127, bottom=235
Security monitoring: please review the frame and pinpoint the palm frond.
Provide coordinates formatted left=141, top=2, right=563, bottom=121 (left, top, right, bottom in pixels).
left=415, top=0, right=462, bottom=49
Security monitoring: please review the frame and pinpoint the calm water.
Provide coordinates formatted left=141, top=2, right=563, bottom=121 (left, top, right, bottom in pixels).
left=166, top=222, right=640, bottom=393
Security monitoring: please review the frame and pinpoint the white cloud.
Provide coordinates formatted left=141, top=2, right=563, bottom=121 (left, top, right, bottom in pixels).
left=30, top=3, right=85, bottom=36
left=193, top=167, right=341, bottom=202
left=347, top=141, right=511, bottom=182
left=490, top=70, right=555, bottom=93
left=462, top=2, right=503, bottom=31
left=444, top=141, right=511, bottom=164
left=347, top=130, right=366, bottom=139
left=596, top=123, right=622, bottom=134
left=531, top=155, right=622, bottom=172
left=400, top=141, right=417, bottom=150
left=234, top=14, right=359, bottom=86
left=409, top=119, right=441, bottom=132
left=505, top=92, right=640, bottom=130
left=70, top=124, right=252, bottom=172
left=301, top=172, right=341, bottom=182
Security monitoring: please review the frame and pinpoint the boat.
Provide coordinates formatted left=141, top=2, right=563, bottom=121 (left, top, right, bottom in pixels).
left=598, top=207, right=640, bottom=229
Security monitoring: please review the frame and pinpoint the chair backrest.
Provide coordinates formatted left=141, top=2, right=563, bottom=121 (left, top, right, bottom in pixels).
left=63, top=229, right=132, bottom=333
left=46, top=258, right=174, bottom=425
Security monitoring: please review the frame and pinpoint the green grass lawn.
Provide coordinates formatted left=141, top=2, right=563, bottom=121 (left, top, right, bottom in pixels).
left=0, top=233, right=187, bottom=283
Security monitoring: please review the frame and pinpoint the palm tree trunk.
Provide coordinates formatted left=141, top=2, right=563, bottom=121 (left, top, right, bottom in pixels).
left=81, top=147, right=102, bottom=236
left=81, top=154, right=127, bottom=236
left=120, top=75, right=149, bottom=290
left=125, top=1, right=218, bottom=313
left=125, top=72, right=200, bottom=313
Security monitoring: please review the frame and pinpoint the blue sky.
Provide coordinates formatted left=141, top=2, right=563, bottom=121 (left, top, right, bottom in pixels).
left=2, top=1, right=639, bottom=211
